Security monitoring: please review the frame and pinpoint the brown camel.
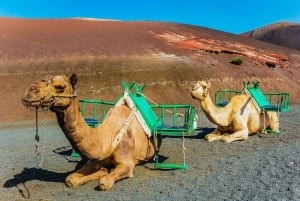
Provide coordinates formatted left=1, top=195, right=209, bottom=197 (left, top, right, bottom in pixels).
left=191, top=81, right=279, bottom=143
left=22, top=74, right=161, bottom=191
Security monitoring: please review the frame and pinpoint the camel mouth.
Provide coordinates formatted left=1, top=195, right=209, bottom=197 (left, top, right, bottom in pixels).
left=191, top=85, right=200, bottom=97
left=22, top=97, right=43, bottom=108
left=191, top=92, right=197, bottom=99
left=22, top=96, right=53, bottom=109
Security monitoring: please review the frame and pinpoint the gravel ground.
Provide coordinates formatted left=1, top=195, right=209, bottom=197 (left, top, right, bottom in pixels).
left=1, top=105, right=300, bottom=201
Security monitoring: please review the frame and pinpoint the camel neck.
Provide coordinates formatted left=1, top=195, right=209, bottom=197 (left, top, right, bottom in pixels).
left=55, top=98, right=114, bottom=159
left=200, top=93, right=228, bottom=126
left=55, top=98, right=92, bottom=150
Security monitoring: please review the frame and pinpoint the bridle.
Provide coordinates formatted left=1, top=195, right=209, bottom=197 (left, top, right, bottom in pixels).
left=34, top=75, right=77, bottom=166
left=41, top=75, right=77, bottom=110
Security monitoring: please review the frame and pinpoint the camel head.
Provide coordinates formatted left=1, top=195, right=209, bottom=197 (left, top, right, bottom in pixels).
left=191, top=81, right=211, bottom=100
left=22, top=74, right=77, bottom=112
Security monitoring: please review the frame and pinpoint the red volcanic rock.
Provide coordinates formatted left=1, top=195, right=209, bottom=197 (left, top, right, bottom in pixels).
left=155, top=32, right=293, bottom=68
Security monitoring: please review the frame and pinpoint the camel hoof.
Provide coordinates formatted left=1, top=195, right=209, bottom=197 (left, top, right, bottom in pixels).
left=205, top=134, right=216, bottom=142
left=99, top=176, right=114, bottom=191
left=261, top=130, right=268, bottom=134
left=221, top=136, right=232, bottom=143
left=65, top=174, right=81, bottom=188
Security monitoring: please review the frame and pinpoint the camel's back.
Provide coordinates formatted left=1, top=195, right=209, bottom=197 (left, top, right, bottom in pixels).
left=101, top=105, right=138, bottom=132
left=228, top=94, right=256, bottom=111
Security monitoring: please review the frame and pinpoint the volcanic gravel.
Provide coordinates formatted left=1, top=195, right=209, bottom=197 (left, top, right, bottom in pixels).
left=1, top=105, right=300, bottom=201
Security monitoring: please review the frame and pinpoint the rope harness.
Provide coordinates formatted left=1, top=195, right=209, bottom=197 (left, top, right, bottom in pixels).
left=42, top=75, right=77, bottom=108
left=34, top=107, right=48, bottom=168
left=112, top=107, right=137, bottom=150
left=33, top=76, right=77, bottom=168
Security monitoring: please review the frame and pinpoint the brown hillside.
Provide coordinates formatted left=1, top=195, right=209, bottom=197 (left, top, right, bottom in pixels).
left=242, top=22, right=300, bottom=51
left=0, top=17, right=300, bottom=122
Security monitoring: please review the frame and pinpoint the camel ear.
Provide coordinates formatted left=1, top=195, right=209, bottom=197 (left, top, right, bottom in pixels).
left=70, top=74, right=77, bottom=87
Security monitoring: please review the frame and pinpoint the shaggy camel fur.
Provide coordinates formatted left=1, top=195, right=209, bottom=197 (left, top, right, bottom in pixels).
left=22, top=74, right=160, bottom=191
left=191, top=81, right=279, bottom=143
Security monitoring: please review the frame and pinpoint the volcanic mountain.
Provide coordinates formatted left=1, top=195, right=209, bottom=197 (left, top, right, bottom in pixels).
left=242, top=22, right=300, bottom=51
left=0, top=17, right=300, bottom=122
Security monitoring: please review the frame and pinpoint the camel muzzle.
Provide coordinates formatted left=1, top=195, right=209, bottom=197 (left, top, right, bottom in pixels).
left=22, top=98, right=42, bottom=108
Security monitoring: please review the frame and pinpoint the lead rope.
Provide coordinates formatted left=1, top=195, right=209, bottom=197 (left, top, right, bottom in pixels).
left=34, top=107, right=47, bottom=168
left=34, top=107, right=39, bottom=157
left=182, top=130, right=187, bottom=166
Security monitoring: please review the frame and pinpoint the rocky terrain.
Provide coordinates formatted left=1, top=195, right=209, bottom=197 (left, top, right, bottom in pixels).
left=1, top=105, right=299, bottom=200
left=0, top=17, right=300, bottom=122
left=242, top=22, right=300, bottom=51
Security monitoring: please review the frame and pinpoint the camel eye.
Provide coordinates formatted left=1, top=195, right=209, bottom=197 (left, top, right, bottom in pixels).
left=55, top=85, right=65, bottom=93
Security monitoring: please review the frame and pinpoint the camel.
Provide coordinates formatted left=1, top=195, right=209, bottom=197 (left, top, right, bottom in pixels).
left=22, top=74, right=161, bottom=191
left=191, top=81, right=279, bottom=143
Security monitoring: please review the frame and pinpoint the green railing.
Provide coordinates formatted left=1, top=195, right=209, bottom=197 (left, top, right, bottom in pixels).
left=151, top=104, right=195, bottom=136
left=215, top=90, right=240, bottom=107
left=214, top=82, right=290, bottom=112
left=264, top=92, right=290, bottom=112
left=118, top=81, right=162, bottom=133
left=79, top=99, right=115, bottom=127
left=79, top=100, right=195, bottom=136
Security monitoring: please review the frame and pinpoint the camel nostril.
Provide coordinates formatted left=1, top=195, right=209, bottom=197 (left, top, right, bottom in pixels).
left=30, top=84, right=40, bottom=93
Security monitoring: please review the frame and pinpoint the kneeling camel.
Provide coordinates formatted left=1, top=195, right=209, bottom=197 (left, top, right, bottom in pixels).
left=22, top=74, right=160, bottom=191
left=191, top=81, right=278, bottom=143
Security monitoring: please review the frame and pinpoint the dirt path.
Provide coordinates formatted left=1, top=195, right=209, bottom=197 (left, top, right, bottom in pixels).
left=1, top=105, right=300, bottom=201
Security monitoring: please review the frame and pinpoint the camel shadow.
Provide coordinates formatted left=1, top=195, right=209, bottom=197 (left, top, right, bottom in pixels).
left=53, top=146, right=73, bottom=156
left=162, top=127, right=215, bottom=140
left=3, top=146, right=87, bottom=198
left=3, top=167, right=73, bottom=199
left=192, top=127, right=215, bottom=139
left=52, top=146, right=86, bottom=162
left=3, top=167, right=71, bottom=189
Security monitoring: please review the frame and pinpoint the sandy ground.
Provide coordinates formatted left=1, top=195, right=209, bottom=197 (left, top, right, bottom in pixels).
left=1, top=105, right=300, bottom=201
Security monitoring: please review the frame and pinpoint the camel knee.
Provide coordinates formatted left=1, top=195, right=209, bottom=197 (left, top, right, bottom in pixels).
left=66, top=168, right=109, bottom=188
left=221, top=131, right=248, bottom=143
left=99, top=170, right=133, bottom=191
left=98, top=163, right=135, bottom=191
left=205, top=133, right=222, bottom=142
left=66, top=173, right=83, bottom=187
left=269, top=119, right=279, bottom=131
left=268, top=112, right=279, bottom=131
left=99, top=176, right=115, bottom=191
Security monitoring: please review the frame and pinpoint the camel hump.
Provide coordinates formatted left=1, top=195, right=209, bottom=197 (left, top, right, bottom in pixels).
left=115, top=81, right=162, bottom=137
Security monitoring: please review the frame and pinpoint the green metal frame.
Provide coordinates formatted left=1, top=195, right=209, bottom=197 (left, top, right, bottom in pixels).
left=79, top=99, right=115, bottom=127
left=215, top=90, right=240, bottom=107
left=118, top=81, right=162, bottom=133
left=79, top=100, right=195, bottom=136
left=263, top=92, right=290, bottom=112
left=214, top=83, right=290, bottom=112
left=245, top=82, right=290, bottom=112
left=151, top=104, right=195, bottom=136
left=79, top=81, right=195, bottom=136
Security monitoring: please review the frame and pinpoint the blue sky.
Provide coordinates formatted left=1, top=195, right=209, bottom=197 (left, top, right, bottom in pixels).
left=0, top=0, right=300, bottom=34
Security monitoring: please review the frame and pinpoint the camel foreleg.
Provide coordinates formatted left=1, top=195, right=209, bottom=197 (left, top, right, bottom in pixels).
left=267, top=111, right=279, bottom=132
left=221, top=129, right=248, bottom=143
left=205, top=128, right=223, bottom=142
left=66, top=160, right=108, bottom=187
left=99, top=162, right=135, bottom=191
